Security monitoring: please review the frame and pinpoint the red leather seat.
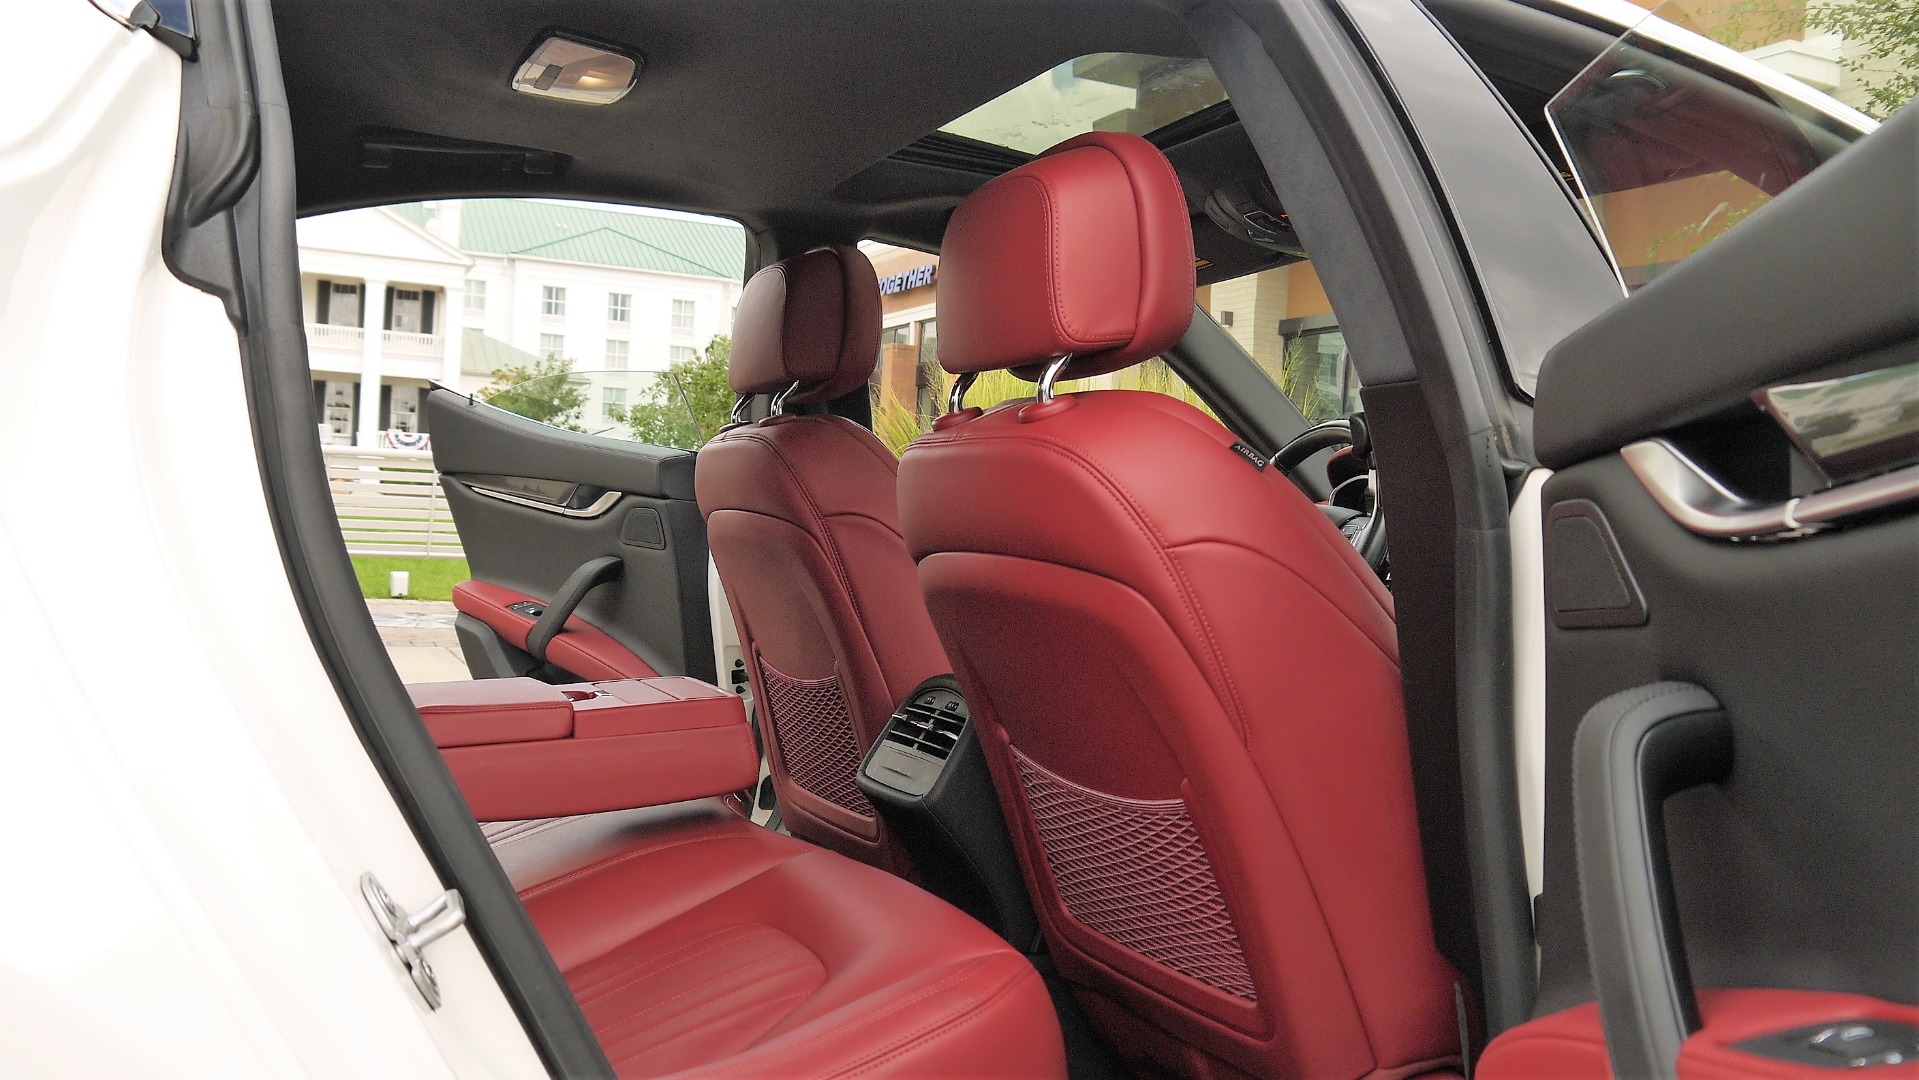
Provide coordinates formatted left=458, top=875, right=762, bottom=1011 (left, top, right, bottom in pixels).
left=695, top=245, right=950, bottom=874
left=896, top=132, right=1462, bottom=1079
left=486, top=802, right=1066, bottom=1078
left=1479, top=991, right=1919, bottom=1079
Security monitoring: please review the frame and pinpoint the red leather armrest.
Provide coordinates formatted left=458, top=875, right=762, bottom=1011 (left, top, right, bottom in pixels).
left=451, top=579, right=659, bottom=682
left=408, top=677, right=757, bottom=821
left=1479, top=991, right=1919, bottom=1080
left=409, top=677, right=573, bottom=746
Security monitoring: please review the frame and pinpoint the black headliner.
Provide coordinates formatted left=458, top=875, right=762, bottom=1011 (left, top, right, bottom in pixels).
left=275, top=0, right=1201, bottom=245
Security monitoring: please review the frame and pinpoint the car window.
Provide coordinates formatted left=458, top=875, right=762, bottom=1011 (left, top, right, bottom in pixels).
left=1198, top=258, right=1359, bottom=425
left=477, top=366, right=718, bottom=450
left=296, top=197, right=745, bottom=450
left=863, top=242, right=1245, bottom=453
left=1547, top=0, right=1879, bottom=292
left=863, top=243, right=1360, bottom=452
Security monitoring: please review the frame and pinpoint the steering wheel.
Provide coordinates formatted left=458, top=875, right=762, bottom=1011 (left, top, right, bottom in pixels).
left=1271, top=418, right=1389, bottom=580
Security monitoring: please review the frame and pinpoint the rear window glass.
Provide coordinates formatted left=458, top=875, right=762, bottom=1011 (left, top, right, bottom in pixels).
left=1547, top=0, right=1876, bottom=291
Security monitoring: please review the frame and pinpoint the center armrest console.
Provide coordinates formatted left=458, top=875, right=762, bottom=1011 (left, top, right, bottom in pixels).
left=408, top=676, right=757, bottom=821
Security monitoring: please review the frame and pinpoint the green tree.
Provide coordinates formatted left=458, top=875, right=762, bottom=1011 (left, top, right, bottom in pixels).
left=621, top=335, right=736, bottom=448
left=1697, top=0, right=1917, bottom=119
left=1809, top=0, right=1919, bottom=118
left=478, top=355, right=587, bottom=431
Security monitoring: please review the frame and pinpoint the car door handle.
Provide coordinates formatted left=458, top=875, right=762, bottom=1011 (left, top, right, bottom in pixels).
left=1622, top=439, right=1919, bottom=540
left=525, top=556, right=625, bottom=665
left=1574, top=680, right=1733, bottom=1080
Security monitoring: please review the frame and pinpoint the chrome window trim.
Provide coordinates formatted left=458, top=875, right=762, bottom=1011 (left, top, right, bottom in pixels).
left=1622, top=439, right=1919, bottom=539
left=467, top=484, right=623, bottom=519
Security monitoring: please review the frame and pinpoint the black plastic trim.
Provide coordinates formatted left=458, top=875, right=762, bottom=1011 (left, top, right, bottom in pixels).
left=1573, top=681, right=1732, bottom=1080
left=1536, top=107, right=1918, bottom=469
left=525, top=556, right=624, bottom=664
left=1196, top=0, right=1539, bottom=1037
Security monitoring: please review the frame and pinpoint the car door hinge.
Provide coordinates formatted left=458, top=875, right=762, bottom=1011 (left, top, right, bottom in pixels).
left=361, top=872, right=466, bottom=1010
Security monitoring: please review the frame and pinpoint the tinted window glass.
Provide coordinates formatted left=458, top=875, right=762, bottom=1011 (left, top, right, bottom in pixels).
left=1548, top=0, right=1870, bottom=291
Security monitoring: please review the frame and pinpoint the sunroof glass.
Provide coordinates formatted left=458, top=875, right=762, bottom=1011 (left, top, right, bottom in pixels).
left=939, top=53, right=1226, bottom=155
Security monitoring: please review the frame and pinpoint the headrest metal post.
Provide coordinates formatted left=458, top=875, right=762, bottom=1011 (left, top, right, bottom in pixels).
left=1035, top=355, right=1074, bottom=404
left=769, top=380, right=803, bottom=416
left=948, top=372, right=978, bottom=414
left=729, top=393, right=751, bottom=425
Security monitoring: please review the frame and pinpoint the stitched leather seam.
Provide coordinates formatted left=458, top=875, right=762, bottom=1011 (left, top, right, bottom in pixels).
left=517, top=832, right=762, bottom=901
left=1265, top=470, right=1395, bottom=622
left=417, top=701, right=567, bottom=715
left=607, top=989, right=815, bottom=1066
left=832, top=964, right=1029, bottom=1078
left=726, top=427, right=865, bottom=628
left=680, top=955, right=1000, bottom=1079
left=573, top=926, right=783, bottom=1001
left=1165, top=539, right=1398, bottom=666
left=1012, top=172, right=1131, bottom=351
left=570, top=924, right=753, bottom=994
left=920, top=432, right=1252, bottom=742
left=591, top=951, right=821, bottom=1040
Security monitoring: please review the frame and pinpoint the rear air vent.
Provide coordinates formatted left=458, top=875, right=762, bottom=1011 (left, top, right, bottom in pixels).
left=882, top=686, right=969, bottom=761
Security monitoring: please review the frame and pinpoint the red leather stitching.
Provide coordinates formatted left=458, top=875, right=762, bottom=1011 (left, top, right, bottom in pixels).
left=517, top=832, right=762, bottom=901
left=591, top=950, right=822, bottom=1041
left=835, top=964, right=1030, bottom=1078
left=678, top=955, right=1001, bottom=1079
left=607, top=990, right=814, bottom=1067
left=573, top=926, right=784, bottom=1001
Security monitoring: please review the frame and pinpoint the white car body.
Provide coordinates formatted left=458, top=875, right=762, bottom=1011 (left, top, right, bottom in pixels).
left=0, top=7, right=541, bottom=1075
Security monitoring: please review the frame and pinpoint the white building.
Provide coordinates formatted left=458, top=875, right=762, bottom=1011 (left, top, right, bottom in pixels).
left=296, top=199, right=746, bottom=446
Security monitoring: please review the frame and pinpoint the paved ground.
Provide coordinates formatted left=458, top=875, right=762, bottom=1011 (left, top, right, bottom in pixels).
left=368, top=598, right=468, bottom=683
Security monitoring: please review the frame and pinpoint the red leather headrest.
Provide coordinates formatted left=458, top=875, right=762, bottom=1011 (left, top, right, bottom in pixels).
left=938, top=132, right=1195, bottom=382
left=729, top=244, right=880, bottom=405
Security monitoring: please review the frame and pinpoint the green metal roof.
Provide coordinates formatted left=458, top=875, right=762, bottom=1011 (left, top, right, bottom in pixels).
left=461, top=328, right=546, bottom=376
left=392, top=200, right=745, bottom=280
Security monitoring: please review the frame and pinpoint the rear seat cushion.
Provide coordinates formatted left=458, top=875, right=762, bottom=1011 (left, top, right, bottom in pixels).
left=1478, top=990, right=1919, bottom=1079
left=487, top=802, right=1067, bottom=1079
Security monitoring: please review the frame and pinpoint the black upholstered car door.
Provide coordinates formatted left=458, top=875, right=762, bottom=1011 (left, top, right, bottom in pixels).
left=425, top=387, right=715, bottom=683
left=1526, top=106, right=1917, bottom=1076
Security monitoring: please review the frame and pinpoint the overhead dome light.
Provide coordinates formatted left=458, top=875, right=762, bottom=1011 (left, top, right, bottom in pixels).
left=512, top=34, right=640, bottom=104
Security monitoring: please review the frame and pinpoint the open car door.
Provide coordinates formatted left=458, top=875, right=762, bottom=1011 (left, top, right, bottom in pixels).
left=1507, top=95, right=1917, bottom=1077
left=425, top=383, right=717, bottom=685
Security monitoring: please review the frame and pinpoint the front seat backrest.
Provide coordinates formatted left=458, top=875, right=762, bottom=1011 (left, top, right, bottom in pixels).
left=897, top=133, right=1462, bottom=1079
left=696, top=244, right=948, bottom=875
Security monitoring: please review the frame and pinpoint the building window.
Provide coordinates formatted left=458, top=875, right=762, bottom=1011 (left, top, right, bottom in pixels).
left=671, top=299, right=695, bottom=331
left=317, top=280, right=362, bottom=327
left=464, top=279, right=486, bottom=313
left=539, top=333, right=565, bottom=358
left=1218, top=310, right=1234, bottom=327
left=542, top=286, right=566, bottom=317
left=389, top=288, right=426, bottom=333
left=606, top=339, right=630, bottom=369
left=669, top=345, right=697, bottom=365
left=603, top=386, right=627, bottom=412
left=608, top=292, right=631, bottom=323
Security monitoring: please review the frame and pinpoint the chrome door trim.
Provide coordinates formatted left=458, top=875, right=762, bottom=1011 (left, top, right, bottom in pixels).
left=1622, top=439, right=1919, bottom=539
left=467, top=483, right=623, bottom=519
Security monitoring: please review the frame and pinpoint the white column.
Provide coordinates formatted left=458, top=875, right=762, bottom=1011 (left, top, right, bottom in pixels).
left=358, top=276, right=388, bottom=447
left=441, top=280, right=464, bottom=387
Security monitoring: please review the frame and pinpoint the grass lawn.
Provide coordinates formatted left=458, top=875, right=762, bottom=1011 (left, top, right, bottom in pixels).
left=350, top=556, right=471, bottom=602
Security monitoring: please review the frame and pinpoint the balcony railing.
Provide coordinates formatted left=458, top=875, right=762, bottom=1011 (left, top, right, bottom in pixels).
left=381, top=329, right=442, bottom=356
left=308, top=323, right=365, bottom=348
left=302, top=324, right=443, bottom=358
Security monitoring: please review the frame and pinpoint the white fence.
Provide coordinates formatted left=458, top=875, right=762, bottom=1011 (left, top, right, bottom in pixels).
left=323, top=445, right=463, bottom=558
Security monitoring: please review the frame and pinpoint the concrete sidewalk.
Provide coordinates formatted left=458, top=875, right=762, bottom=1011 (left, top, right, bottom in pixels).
left=369, top=599, right=468, bottom=683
